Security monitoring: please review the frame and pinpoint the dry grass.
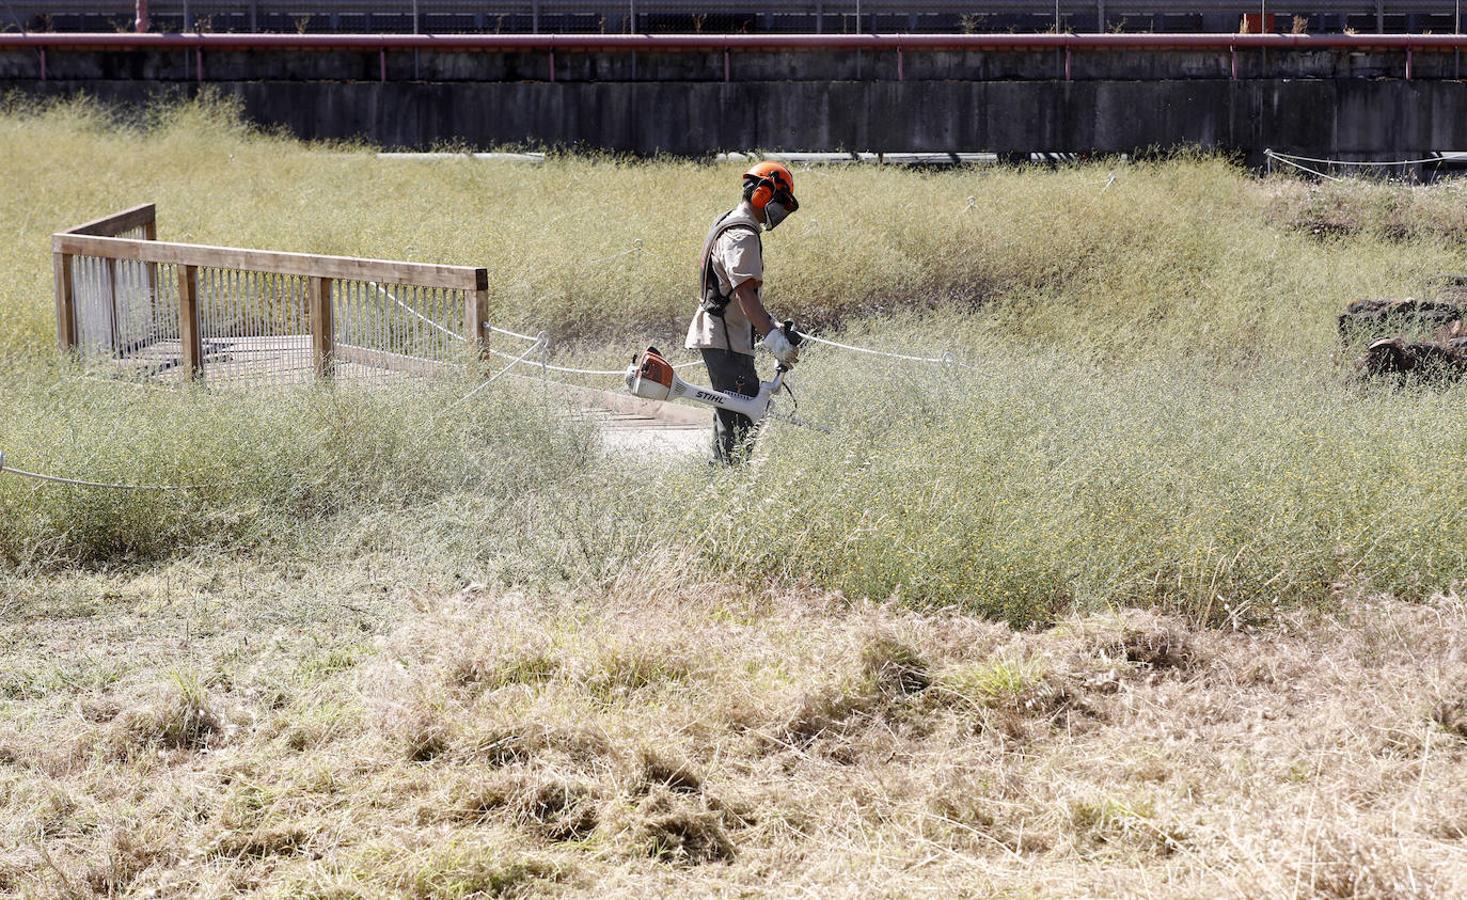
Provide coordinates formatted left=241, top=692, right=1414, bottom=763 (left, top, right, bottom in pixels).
left=1268, top=175, right=1467, bottom=243
left=5, top=571, right=1467, bottom=895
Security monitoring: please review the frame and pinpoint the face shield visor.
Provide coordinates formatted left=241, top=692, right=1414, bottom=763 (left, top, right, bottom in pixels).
left=762, top=188, right=799, bottom=231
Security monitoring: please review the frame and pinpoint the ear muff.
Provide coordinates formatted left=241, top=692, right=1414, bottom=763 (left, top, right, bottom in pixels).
left=745, top=175, right=775, bottom=210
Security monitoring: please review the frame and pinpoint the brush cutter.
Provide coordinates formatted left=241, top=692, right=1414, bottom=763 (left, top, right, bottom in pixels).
left=624, top=324, right=805, bottom=428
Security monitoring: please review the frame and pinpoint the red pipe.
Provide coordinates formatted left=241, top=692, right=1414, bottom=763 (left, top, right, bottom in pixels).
left=5, top=32, right=1467, bottom=52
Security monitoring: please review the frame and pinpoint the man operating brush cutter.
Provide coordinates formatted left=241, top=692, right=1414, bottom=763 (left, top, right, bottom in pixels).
left=683, top=161, right=803, bottom=464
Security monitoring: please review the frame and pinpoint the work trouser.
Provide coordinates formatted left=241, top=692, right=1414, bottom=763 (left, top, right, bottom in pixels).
left=700, top=347, right=760, bottom=465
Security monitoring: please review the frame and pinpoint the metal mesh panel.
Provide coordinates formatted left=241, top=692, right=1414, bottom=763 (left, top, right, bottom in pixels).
left=333, top=279, right=466, bottom=379
left=70, top=255, right=114, bottom=357
left=196, top=268, right=314, bottom=384
left=71, top=254, right=183, bottom=381
left=124, top=262, right=187, bottom=382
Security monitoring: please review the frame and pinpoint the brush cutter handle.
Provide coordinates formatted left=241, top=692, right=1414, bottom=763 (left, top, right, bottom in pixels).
left=775, top=320, right=803, bottom=375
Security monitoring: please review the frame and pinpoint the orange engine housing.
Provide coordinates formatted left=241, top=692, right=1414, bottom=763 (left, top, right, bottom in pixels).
left=626, top=346, right=677, bottom=402
left=637, top=347, right=675, bottom=389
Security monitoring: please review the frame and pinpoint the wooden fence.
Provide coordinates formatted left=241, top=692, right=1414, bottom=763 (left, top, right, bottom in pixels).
left=53, top=204, right=490, bottom=384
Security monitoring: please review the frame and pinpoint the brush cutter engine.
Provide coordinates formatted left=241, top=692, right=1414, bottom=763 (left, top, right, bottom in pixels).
left=624, top=325, right=802, bottom=426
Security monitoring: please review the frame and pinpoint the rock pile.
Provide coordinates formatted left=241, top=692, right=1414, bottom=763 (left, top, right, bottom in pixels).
left=1343, top=277, right=1467, bottom=382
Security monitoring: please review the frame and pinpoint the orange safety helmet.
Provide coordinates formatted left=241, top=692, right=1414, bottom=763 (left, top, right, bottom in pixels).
left=742, top=160, right=799, bottom=229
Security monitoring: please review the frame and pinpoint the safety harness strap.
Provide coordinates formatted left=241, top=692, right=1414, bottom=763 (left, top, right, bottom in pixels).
left=699, top=211, right=761, bottom=318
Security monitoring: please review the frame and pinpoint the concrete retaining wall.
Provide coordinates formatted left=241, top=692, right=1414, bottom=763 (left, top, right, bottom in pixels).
left=4, top=48, right=1465, bottom=158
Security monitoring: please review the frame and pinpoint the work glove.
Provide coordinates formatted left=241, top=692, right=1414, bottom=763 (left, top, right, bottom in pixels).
left=761, top=324, right=800, bottom=368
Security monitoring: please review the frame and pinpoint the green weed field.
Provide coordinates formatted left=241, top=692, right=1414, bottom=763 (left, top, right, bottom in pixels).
left=4, top=97, right=1467, bottom=623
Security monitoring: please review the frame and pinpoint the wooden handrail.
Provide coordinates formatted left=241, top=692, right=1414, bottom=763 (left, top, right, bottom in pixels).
left=52, top=232, right=488, bottom=292
left=63, top=203, right=157, bottom=237
left=53, top=205, right=490, bottom=382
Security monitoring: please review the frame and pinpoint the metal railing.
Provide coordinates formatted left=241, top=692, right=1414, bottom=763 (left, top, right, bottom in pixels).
left=4, top=0, right=1466, bottom=34
left=8, top=30, right=1467, bottom=84
left=11, top=30, right=1467, bottom=48
left=53, top=205, right=490, bottom=384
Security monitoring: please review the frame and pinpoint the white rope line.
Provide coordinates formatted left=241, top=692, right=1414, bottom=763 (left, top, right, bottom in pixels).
left=488, top=347, right=702, bottom=377
left=378, top=276, right=963, bottom=375
left=586, top=239, right=645, bottom=266
left=442, top=337, right=549, bottom=411
left=1265, top=152, right=1342, bottom=183
left=1267, top=149, right=1462, bottom=168
left=370, top=282, right=461, bottom=343
left=488, top=348, right=627, bottom=377
left=484, top=322, right=542, bottom=343
left=0, top=450, right=203, bottom=492
left=793, top=330, right=962, bottom=366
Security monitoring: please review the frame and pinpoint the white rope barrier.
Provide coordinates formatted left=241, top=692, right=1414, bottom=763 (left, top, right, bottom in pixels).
left=488, top=347, right=703, bottom=377
left=442, top=337, right=550, bottom=412
left=484, top=323, right=543, bottom=343
left=342, top=266, right=966, bottom=379
left=370, top=282, right=461, bottom=343
left=0, top=450, right=204, bottom=492
left=793, top=330, right=963, bottom=366
left=361, top=271, right=962, bottom=376
left=586, top=239, right=645, bottom=266
left=1264, top=151, right=1343, bottom=183
left=488, top=348, right=626, bottom=377
left=1267, top=149, right=1463, bottom=168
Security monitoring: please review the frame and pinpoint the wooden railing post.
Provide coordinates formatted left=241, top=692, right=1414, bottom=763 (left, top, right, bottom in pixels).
left=105, top=257, right=120, bottom=354
left=466, top=269, right=490, bottom=374
left=310, top=276, right=334, bottom=378
left=53, top=252, right=77, bottom=351
left=143, top=213, right=159, bottom=341
left=178, top=264, right=203, bottom=380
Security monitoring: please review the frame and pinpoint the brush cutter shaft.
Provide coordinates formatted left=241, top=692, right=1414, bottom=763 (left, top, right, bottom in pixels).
left=672, top=369, right=784, bottom=422
left=625, top=347, right=786, bottom=424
